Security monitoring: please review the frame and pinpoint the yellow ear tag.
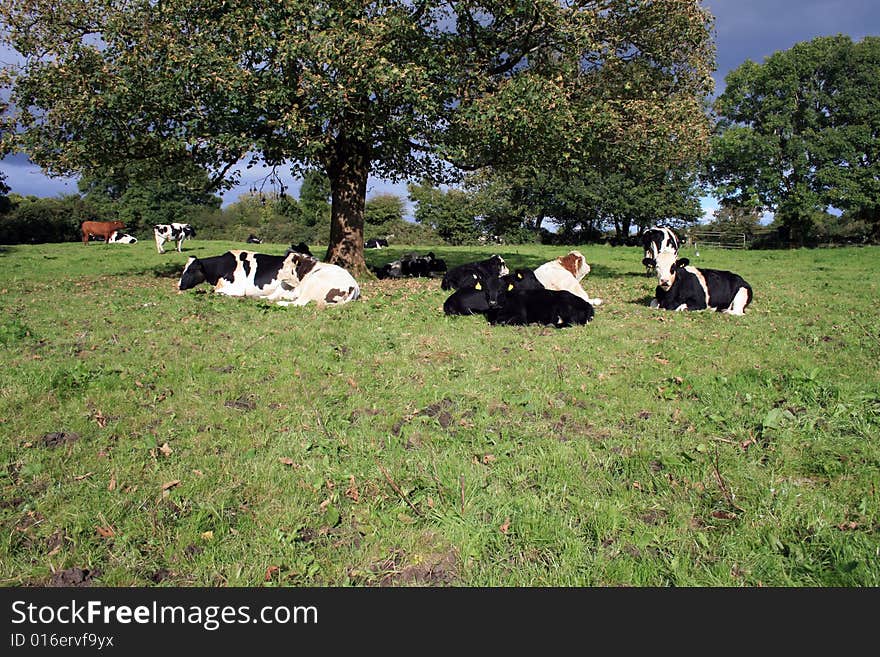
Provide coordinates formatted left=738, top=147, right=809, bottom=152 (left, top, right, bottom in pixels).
left=516, top=272, right=522, bottom=279
left=475, top=282, right=481, bottom=290
left=507, top=283, right=514, bottom=291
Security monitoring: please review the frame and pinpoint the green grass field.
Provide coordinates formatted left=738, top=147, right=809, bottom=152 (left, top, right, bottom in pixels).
left=1, top=239, right=878, bottom=586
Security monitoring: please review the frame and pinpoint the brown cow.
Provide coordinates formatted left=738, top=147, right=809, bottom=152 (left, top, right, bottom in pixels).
left=81, top=220, right=125, bottom=245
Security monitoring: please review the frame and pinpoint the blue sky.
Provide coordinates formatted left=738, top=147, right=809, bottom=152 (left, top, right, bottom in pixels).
left=2, top=1, right=879, bottom=219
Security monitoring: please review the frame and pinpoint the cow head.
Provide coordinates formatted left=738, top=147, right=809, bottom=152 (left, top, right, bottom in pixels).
left=477, top=269, right=539, bottom=308
left=655, top=254, right=689, bottom=291
left=558, top=251, right=590, bottom=281
left=488, top=255, right=510, bottom=277
left=475, top=274, right=514, bottom=309
left=284, top=252, right=317, bottom=282
left=178, top=257, right=205, bottom=290
left=509, top=268, right=543, bottom=290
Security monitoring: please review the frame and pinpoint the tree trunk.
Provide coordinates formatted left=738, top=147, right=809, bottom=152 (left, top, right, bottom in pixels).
left=324, top=137, right=370, bottom=277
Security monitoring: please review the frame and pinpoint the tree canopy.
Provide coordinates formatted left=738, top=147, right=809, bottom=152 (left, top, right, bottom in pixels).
left=2, top=0, right=715, bottom=272
left=705, top=35, right=880, bottom=244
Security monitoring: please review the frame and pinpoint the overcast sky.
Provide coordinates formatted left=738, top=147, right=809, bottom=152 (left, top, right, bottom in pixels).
left=2, top=1, right=879, bottom=215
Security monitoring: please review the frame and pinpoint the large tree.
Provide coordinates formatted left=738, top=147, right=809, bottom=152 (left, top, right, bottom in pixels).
left=705, top=35, right=880, bottom=245
left=1, top=0, right=714, bottom=273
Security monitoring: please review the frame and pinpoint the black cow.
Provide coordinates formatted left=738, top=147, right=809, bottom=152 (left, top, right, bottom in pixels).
left=440, top=254, right=509, bottom=291
left=443, top=268, right=542, bottom=316
left=365, top=238, right=389, bottom=249
left=651, top=257, right=753, bottom=315
left=486, top=287, right=594, bottom=328
left=285, top=242, right=313, bottom=257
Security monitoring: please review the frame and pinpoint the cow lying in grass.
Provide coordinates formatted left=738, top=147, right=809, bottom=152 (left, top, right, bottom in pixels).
left=487, top=288, right=594, bottom=328
left=445, top=267, right=593, bottom=328
left=441, top=254, right=509, bottom=291
left=650, top=254, right=752, bottom=315
left=443, top=268, right=542, bottom=316
left=374, top=252, right=446, bottom=279
left=178, top=250, right=359, bottom=307
left=108, top=231, right=137, bottom=244
left=533, top=250, right=602, bottom=306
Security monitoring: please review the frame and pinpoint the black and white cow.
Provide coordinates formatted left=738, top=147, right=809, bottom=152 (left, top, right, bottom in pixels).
left=374, top=252, right=446, bottom=279
left=285, top=242, right=313, bottom=257
left=440, top=254, right=509, bottom=291
left=365, top=238, right=389, bottom=249
left=246, top=234, right=263, bottom=244
left=443, top=268, right=543, bottom=316
left=108, top=231, right=138, bottom=244
left=154, top=223, right=196, bottom=253
left=641, top=226, right=680, bottom=275
left=650, top=254, right=752, bottom=315
left=178, top=250, right=359, bottom=306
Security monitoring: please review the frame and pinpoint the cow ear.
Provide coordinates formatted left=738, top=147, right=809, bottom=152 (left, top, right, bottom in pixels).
left=642, top=257, right=655, bottom=267
left=474, top=282, right=481, bottom=290
left=676, top=258, right=690, bottom=268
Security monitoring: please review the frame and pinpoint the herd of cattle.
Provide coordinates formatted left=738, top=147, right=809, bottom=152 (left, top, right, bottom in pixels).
left=81, top=221, right=196, bottom=253
left=79, top=220, right=753, bottom=323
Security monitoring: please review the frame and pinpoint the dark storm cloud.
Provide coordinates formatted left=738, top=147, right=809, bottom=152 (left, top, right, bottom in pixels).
left=704, top=0, right=880, bottom=93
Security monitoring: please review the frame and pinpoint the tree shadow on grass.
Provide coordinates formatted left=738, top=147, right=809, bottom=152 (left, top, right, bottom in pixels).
left=113, top=262, right=184, bottom=279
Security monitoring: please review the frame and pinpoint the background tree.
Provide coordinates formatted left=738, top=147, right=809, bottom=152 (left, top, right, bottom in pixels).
left=408, top=182, right=480, bottom=245
left=470, top=159, right=703, bottom=244
left=0, top=194, right=99, bottom=244
left=2, top=0, right=714, bottom=273
left=705, top=201, right=765, bottom=238
left=468, top=169, right=587, bottom=243
left=297, top=170, right=332, bottom=231
left=364, top=193, right=404, bottom=236
left=705, top=35, right=880, bottom=246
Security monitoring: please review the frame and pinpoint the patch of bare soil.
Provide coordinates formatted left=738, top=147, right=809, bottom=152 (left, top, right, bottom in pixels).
left=362, top=546, right=459, bottom=587
left=41, top=432, right=80, bottom=448
left=47, top=567, right=101, bottom=587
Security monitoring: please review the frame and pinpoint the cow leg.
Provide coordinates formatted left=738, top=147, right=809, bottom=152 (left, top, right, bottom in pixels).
left=723, top=287, right=750, bottom=315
